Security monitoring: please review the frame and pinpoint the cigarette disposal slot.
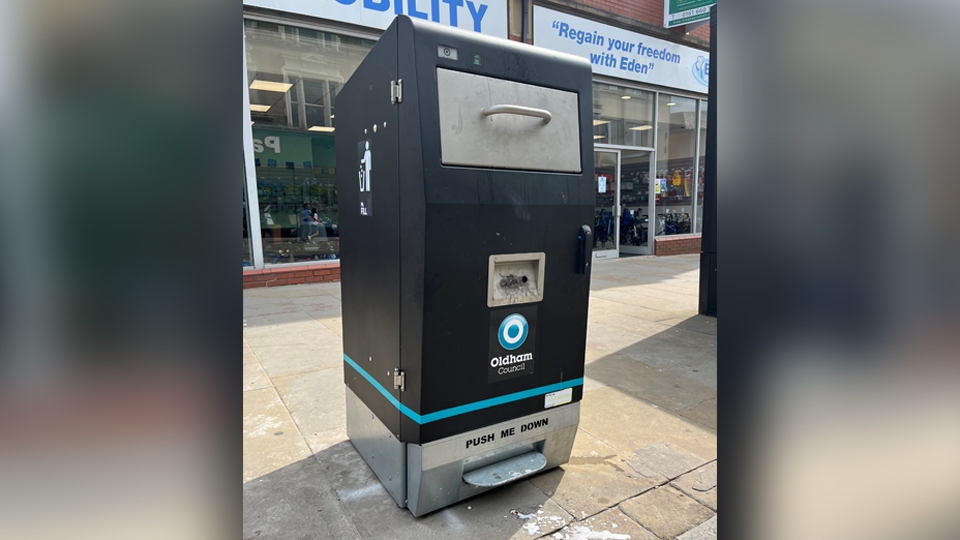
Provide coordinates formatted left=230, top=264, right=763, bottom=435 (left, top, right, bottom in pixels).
left=488, top=252, right=545, bottom=307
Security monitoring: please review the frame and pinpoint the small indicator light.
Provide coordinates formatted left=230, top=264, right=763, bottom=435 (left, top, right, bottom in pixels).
left=473, top=53, right=482, bottom=65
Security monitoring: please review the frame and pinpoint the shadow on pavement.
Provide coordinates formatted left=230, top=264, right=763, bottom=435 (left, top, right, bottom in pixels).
left=585, top=315, right=717, bottom=433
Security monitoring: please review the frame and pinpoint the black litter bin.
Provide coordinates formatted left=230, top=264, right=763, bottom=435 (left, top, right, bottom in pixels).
left=337, top=15, right=595, bottom=516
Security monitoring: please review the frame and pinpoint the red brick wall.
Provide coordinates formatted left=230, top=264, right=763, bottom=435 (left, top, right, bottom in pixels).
left=689, top=22, right=710, bottom=41
left=242, top=262, right=341, bottom=289
left=577, top=0, right=662, bottom=26
left=654, top=234, right=701, bottom=256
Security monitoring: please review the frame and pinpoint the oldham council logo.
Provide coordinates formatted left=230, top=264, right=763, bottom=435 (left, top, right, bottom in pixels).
left=498, top=314, right=529, bottom=351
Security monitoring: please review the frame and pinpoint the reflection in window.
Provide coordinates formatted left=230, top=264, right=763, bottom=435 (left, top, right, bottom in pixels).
left=592, top=83, right=654, bottom=147
left=619, top=150, right=652, bottom=249
left=655, top=95, right=697, bottom=236
left=244, top=20, right=375, bottom=264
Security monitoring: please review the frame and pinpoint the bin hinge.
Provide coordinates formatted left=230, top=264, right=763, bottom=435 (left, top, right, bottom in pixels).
left=390, top=79, right=403, bottom=104
left=393, top=368, right=405, bottom=391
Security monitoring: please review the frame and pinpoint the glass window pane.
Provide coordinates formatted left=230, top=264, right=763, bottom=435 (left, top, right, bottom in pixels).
left=245, top=21, right=374, bottom=265
left=696, top=100, right=708, bottom=234
left=620, top=150, right=651, bottom=249
left=593, top=151, right=617, bottom=250
left=655, top=94, right=697, bottom=236
left=592, top=83, right=654, bottom=147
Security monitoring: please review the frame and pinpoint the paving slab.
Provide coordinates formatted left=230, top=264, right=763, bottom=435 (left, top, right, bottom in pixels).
left=248, top=344, right=341, bottom=378
left=606, top=333, right=717, bottom=391
left=676, top=515, right=716, bottom=540
left=619, top=485, right=714, bottom=540
left=289, top=294, right=341, bottom=315
left=243, top=311, right=324, bottom=333
left=586, top=323, right=657, bottom=357
left=308, top=425, right=349, bottom=455
left=243, top=457, right=361, bottom=540
left=626, top=442, right=708, bottom=480
left=273, top=366, right=346, bottom=444
left=670, top=462, right=717, bottom=511
left=243, top=302, right=311, bottom=320
left=243, top=321, right=337, bottom=346
left=528, top=430, right=666, bottom=520
left=584, top=346, right=610, bottom=365
left=581, top=374, right=609, bottom=394
left=588, top=296, right=690, bottom=324
left=247, top=328, right=344, bottom=377
left=243, top=387, right=313, bottom=482
left=664, top=315, right=717, bottom=337
left=243, top=316, right=330, bottom=340
left=641, top=282, right=701, bottom=298
left=316, top=315, right=343, bottom=336
left=276, top=282, right=340, bottom=298
left=676, top=398, right=717, bottom=431
left=244, top=353, right=272, bottom=392
left=546, top=508, right=659, bottom=540
left=579, top=387, right=716, bottom=462
left=589, top=277, right=623, bottom=291
left=590, top=288, right=696, bottom=314
left=585, top=354, right=716, bottom=413
left=587, top=307, right=679, bottom=342
left=244, top=286, right=294, bottom=298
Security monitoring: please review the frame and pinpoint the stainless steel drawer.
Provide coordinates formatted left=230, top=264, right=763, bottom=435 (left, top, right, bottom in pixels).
left=436, top=68, right=581, bottom=173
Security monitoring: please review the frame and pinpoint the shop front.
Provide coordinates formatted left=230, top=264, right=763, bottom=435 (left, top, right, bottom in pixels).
left=241, top=1, right=709, bottom=286
left=241, top=0, right=509, bottom=285
left=533, top=6, right=709, bottom=258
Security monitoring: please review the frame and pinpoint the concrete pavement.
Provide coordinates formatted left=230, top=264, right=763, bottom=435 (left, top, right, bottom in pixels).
left=244, top=254, right=717, bottom=540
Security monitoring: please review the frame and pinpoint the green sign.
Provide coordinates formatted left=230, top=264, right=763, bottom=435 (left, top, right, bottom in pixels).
left=665, top=0, right=715, bottom=29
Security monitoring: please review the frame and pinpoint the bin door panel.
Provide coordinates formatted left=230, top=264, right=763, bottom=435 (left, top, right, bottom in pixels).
left=338, top=21, right=403, bottom=438
left=436, top=68, right=581, bottom=173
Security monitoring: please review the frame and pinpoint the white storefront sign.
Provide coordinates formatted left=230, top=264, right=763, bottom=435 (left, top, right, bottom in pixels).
left=244, top=0, right=508, bottom=39
left=533, top=6, right=708, bottom=94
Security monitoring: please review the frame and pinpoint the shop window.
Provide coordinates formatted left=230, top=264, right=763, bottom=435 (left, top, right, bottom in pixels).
left=592, top=83, right=654, bottom=148
left=244, top=20, right=374, bottom=264
left=655, top=94, right=697, bottom=236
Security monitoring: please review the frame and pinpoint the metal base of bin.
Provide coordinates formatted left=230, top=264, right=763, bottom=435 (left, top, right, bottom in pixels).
left=345, top=387, right=579, bottom=517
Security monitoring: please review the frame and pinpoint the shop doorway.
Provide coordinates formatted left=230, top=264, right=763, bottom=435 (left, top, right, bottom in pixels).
left=593, top=146, right=654, bottom=258
left=593, top=149, right=619, bottom=259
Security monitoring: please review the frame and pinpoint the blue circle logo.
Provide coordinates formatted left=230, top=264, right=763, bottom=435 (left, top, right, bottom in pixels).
left=498, top=314, right=528, bottom=351
left=692, top=56, right=709, bottom=87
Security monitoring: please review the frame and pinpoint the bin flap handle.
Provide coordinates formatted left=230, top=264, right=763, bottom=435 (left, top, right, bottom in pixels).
left=480, top=105, right=552, bottom=125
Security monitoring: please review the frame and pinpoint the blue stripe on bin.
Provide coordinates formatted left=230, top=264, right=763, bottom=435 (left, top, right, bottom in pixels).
left=343, top=354, right=582, bottom=424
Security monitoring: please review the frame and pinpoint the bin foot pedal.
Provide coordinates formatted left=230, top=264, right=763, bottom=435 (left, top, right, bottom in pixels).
left=462, top=451, right=548, bottom=487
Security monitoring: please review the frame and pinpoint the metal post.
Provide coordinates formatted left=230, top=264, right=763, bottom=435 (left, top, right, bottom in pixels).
left=698, top=6, right=717, bottom=316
